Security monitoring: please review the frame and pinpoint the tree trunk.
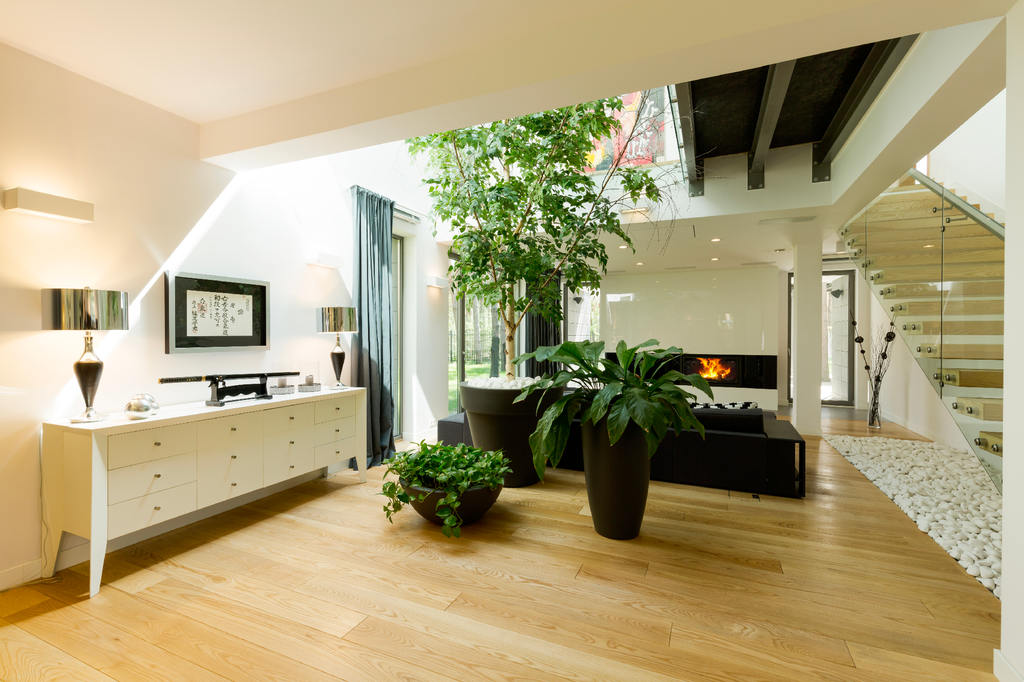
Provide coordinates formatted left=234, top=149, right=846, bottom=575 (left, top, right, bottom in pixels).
left=505, top=303, right=516, bottom=380
left=472, top=298, right=481, bottom=364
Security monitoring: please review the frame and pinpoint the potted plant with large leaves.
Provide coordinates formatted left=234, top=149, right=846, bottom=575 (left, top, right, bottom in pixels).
left=380, top=441, right=510, bottom=538
left=409, top=92, right=665, bottom=487
left=515, top=339, right=712, bottom=539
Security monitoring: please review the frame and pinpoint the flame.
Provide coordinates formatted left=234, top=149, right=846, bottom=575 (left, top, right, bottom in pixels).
left=697, top=357, right=733, bottom=381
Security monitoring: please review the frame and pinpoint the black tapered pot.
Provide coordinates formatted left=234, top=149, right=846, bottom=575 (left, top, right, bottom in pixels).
left=402, top=480, right=503, bottom=526
left=581, top=416, right=650, bottom=540
left=460, top=383, right=560, bottom=487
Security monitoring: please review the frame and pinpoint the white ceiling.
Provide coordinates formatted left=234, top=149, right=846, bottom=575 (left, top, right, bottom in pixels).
left=0, top=0, right=632, bottom=123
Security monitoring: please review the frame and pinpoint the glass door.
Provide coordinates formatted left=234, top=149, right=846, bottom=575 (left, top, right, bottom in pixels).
left=787, top=270, right=856, bottom=406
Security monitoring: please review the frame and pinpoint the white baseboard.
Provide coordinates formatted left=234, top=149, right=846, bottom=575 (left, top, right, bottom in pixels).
left=879, top=409, right=971, bottom=449
left=995, top=650, right=1024, bottom=682
left=402, top=425, right=437, bottom=444
left=0, top=559, right=43, bottom=591
left=52, top=469, right=325, bottom=573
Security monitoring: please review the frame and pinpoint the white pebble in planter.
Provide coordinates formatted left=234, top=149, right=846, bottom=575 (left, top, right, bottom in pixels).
left=825, top=435, right=1002, bottom=598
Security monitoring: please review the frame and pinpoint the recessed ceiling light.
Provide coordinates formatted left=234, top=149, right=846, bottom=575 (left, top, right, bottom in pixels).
left=774, top=248, right=786, bottom=252
left=710, top=258, right=719, bottom=261
left=923, top=244, right=935, bottom=248
left=619, top=245, right=628, bottom=249
left=636, top=262, right=644, bottom=266
left=710, top=238, right=721, bottom=242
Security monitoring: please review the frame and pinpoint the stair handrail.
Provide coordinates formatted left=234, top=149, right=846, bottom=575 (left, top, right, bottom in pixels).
left=906, top=168, right=1005, bottom=241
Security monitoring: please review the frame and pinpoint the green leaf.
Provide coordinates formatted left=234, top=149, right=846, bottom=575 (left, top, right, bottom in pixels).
left=622, top=387, right=657, bottom=431
left=606, top=400, right=631, bottom=446
left=587, top=381, right=623, bottom=425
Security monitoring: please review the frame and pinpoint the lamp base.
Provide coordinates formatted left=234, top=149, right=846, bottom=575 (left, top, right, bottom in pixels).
left=328, top=381, right=347, bottom=390
left=70, top=407, right=109, bottom=423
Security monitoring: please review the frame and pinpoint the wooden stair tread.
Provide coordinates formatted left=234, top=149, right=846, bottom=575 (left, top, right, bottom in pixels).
left=845, top=224, right=994, bottom=243
left=933, top=369, right=1003, bottom=389
left=863, top=250, right=1003, bottom=268
left=879, top=281, right=1004, bottom=299
left=869, top=264, right=1004, bottom=284
left=952, top=398, right=1003, bottom=422
left=916, top=344, right=1003, bottom=360
left=849, top=236, right=1003, bottom=256
left=974, top=431, right=1003, bottom=456
left=902, top=320, right=1003, bottom=336
left=889, top=301, right=1003, bottom=316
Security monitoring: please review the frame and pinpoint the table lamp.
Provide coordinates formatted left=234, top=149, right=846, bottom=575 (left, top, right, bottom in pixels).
left=43, top=287, right=130, bottom=422
left=316, top=307, right=358, bottom=389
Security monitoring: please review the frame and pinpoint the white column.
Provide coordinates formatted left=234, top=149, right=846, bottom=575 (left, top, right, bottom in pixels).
left=792, top=241, right=822, bottom=436
left=996, top=3, right=1024, bottom=680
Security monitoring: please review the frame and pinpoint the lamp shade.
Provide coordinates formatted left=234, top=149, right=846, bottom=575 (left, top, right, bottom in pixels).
left=42, top=288, right=129, bottom=331
left=316, top=306, right=358, bottom=334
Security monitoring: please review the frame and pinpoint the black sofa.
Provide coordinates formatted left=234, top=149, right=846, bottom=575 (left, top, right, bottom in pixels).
left=438, top=407, right=805, bottom=498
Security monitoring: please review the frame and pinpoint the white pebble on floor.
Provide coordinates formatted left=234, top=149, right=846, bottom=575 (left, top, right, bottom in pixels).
left=824, top=434, right=1002, bottom=599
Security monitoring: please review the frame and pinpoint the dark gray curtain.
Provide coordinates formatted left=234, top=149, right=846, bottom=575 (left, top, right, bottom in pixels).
left=524, top=276, right=561, bottom=377
left=352, top=186, right=396, bottom=467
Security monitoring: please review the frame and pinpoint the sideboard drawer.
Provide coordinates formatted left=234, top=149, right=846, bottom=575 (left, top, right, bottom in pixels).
left=264, top=425, right=315, bottom=460
left=196, top=411, right=263, bottom=450
left=264, top=448, right=315, bottom=487
left=108, top=423, right=197, bottom=470
left=314, top=417, right=355, bottom=446
left=108, top=451, right=197, bottom=505
left=197, top=461, right=263, bottom=509
left=263, top=403, right=314, bottom=435
left=314, top=439, right=354, bottom=469
left=197, top=437, right=264, bottom=479
left=315, top=395, right=355, bottom=424
left=108, top=482, right=197, bottom=538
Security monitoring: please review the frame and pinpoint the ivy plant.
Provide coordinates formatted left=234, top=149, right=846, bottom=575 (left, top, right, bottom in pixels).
left=380, top=441, right=510, bottom=538
left=408, top=93, right=664, bottom=380
left=514, top=339, right=713, bottom=480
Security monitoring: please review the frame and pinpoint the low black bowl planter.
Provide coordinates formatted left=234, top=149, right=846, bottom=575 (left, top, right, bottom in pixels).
left=402, top=480, right=503, bottom=527
left=460, top=382, right=560, bottom=487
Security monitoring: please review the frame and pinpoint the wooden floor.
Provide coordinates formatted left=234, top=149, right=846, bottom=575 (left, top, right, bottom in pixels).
left=0, top=417, right=1002, bottom=681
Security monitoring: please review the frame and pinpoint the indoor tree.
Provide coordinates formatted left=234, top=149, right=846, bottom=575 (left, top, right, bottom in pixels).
left=409, top=93, right=665, bottom=380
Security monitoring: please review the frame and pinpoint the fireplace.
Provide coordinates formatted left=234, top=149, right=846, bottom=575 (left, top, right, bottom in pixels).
left=682, top=355, right=741, bottom=386
left=604, top=352, right=777, bottom=390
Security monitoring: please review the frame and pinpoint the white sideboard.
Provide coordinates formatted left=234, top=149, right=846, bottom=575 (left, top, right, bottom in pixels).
left=41, top=388, right=367, bottom=596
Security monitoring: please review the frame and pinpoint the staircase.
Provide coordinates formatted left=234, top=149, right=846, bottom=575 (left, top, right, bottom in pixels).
left=839, top=169, right=1005, bottom=491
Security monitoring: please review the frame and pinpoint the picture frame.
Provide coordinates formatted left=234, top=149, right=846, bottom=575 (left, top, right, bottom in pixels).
left=164, top=271, right=270, bottom=354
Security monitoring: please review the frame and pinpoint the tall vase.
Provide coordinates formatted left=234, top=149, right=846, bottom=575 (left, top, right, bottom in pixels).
left=867, top=380, right=882, bottom=429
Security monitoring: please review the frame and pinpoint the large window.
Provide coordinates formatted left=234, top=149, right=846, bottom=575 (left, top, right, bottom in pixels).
left=392, top=235, right=403, bottom=437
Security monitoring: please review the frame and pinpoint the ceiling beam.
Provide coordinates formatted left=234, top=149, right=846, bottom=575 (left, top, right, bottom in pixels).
left=748, top=60, right=797, bottom=190
left=812, top=34, right=919, bottom=183
left=672, top=82, right=703, bottom=197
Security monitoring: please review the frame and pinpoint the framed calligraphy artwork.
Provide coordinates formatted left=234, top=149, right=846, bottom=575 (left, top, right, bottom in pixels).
left=164, top=272, right=270, bottom=354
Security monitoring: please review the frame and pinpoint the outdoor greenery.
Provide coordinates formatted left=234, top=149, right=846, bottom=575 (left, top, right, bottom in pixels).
left=379, top=441, right=510, bottom=538
left=514, top=339, right=713, bottom=479
left=410, top=94, right=664, bottom=380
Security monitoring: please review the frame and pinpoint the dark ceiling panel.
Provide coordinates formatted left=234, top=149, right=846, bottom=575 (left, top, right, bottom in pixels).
left=689, top=65, right=768, bottom=159
left=772, top=44, right=874, bottom=148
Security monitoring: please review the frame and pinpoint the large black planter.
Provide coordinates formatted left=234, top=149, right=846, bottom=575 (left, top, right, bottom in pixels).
left=460, top=383, right=560, bottom=487
left=581, top=417, right=650, bottom=540
left=402, top=480, right=503, bottom=526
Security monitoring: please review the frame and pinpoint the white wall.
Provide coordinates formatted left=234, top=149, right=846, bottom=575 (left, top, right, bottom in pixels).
left=0, top=40, right=449, bottom=589
left=0, top=41, right=235, bottom=586
left=867, top=295, right=972, bottom=450
left=600, top=267, right=778, bottom=354
left=996, top=3, right=1023, bottom=680
left=929, top=90, right=1007, bottom=222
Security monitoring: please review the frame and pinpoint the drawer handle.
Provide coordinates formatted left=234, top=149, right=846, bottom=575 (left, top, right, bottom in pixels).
left=289, top=465, right=295, bottom=469
left=335, top=429, right=340, bottom=433
left=154, top=442, right=161, bottom=447
left=231, top=427, right=237, bottom=432
left=231, top=455, right=237, bottom=459
left=154, top=473, right=162, bottom=479
left=154, top=506, right=161, bottom=511
left=289, top=440, right=295, bottom=445
left=335, top=407, right=340, bottom=411
left=335, top=450, right=340, bottom=455
left=289, top=416, right=295, bottom=421
left=231, top=482, right=237, bottom=487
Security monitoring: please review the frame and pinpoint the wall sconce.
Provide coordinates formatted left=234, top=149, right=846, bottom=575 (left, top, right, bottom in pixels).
left=4, top=188, right=94, bottom=223
left=316, top=307, right=358, bottom=389
left=307, top=252, right=345, bottom=268
left=426, top=276, right=448, bottom=289
left=42, top=287, right=130, bottom=422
